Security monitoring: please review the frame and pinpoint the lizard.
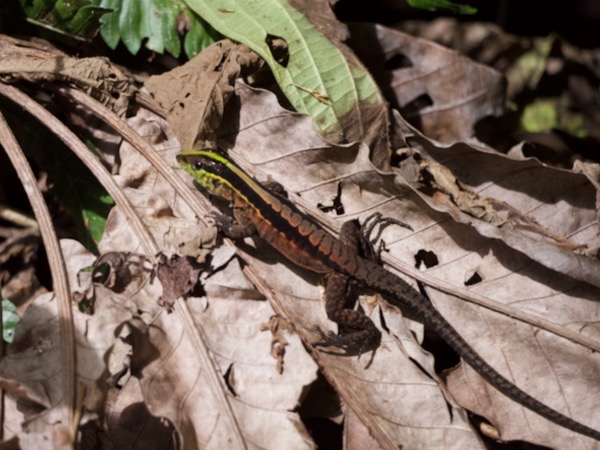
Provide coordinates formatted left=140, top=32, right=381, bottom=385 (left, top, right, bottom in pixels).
left=177, top=149, right=600, bottom=442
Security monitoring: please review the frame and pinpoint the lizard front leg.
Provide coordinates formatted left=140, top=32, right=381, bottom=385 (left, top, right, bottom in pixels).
left=315, top=220, right=382, bottom=354
left=210, top=202, right=257, bottom=240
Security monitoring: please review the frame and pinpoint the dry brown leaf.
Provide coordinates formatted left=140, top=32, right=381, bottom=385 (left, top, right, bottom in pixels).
left=92, top=106, right=321, bottom=448
left=110, top=255, right=319, bottom=449
left=398, top=118, right=600, bottom=288
left=349, top=24, right=505, bottom=144
left=98, top=110, right=208, bottom=258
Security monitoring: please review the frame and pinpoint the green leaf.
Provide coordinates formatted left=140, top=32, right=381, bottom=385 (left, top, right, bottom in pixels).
left=67, top=5, right=111, bottom=35
left=99, top=0, right=219, bottom=57
left=184, top=11, right=220, bottom=59
left=407, top=0, right=477, bottom=14
left=521, top=99, right=558, bottom=132
left=98, top=0, right=121, bottom=48
left=53, top=0, right=82, bottom=23
left=21, top=0, right=55, bottom=20
left=118, top=0, right=144, bottom=54
left=185, top=0, right=385, bottom=143
left=16, top=0, right=109, bottom=38
left=2, top=299, right=20, bottom=343
left=84, top=193, right=114, bottom=244
left=145, top=0, right=178, bottom=55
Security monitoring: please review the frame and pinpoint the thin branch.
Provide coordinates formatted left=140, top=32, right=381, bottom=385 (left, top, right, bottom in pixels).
left=0, top=109, right=76, bottom=441
left=0, top=203, right=38, bottom=229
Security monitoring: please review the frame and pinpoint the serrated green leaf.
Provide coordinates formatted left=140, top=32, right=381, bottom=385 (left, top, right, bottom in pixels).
left=2, top=299, right=20, bottom=344
left=68, top=5, right=111, bottom=34
left=185, top=0, right=385, bottom=143
left=22, top=0, right=55, bottom=20
left=99, top=0, right=121, bottom=48
left=99, top=0, right=217, bottom=57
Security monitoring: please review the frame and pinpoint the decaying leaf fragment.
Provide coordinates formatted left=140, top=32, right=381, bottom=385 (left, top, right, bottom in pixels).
left=146, top=39, right=262, bottom=152
left=0, top=34, right=134, bottom=116
left=156, top=253, right=204, bottom=309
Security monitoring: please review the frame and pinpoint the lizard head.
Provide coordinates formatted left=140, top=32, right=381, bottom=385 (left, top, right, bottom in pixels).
left=177, top=150, right=236, bottom=201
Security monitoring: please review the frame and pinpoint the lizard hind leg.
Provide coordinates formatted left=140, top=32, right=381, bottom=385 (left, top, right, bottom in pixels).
left=312, top=271, right=382, bottom=354
left=312, top=219, right=383, bottom=355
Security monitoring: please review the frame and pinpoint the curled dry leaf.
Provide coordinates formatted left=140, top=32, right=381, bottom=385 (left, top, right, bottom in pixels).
left=400, top=119, right=600, bottom=288
left=0, top=34, right=134, bottom=116
left=349, top=23, right=505, bottom=144
left=92, top=101, right=320, bottom=448
left=146, top=39, right=262, bottom=152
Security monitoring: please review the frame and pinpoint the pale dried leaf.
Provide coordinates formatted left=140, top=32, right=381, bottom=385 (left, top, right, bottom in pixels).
left=121, top=259, right=318, bottom=449
left=99, top=111, right=208, bottom=257
left=0, top=240, right=134, bottom=442
left=96, top=108, right=321, bottom=448
left=400, top=119, right=600, bottom=289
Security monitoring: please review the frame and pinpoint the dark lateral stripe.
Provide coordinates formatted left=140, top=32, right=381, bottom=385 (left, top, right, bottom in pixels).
left=217, top=160, right=336, bottom=264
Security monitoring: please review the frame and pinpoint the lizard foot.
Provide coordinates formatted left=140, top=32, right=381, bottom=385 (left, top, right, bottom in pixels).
left=312, top=326, right=381, bottom=356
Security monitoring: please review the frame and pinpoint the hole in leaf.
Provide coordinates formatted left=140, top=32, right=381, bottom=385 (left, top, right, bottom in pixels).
left=400, top=93, right=433, bottom=117
left=464, top=271, right=482, bottom=286
left=265, top=34, right=289, bottom=67
left=223, top=364, right=237, bottom=395
left=318, top=183, right=344, bottom=215
left=384, top=53, right=413, bottom=70
left=415, top=249, right=438, bottom=269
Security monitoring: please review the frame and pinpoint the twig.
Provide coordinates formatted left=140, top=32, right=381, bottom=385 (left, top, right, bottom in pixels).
left=0, top=107, right=76, bottom=442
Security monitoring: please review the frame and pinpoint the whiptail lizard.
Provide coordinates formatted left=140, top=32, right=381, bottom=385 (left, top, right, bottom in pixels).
left=177, top=150, right=600, bottom=441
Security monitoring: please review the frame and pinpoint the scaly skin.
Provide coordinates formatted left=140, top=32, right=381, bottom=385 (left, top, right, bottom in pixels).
left=177, top=150, right=600, bottom=441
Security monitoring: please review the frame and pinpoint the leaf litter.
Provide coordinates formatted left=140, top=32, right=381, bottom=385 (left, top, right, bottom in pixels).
left=210, top=81, right=600, bottom=448
left=1, top=11, right=600, bottom=450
